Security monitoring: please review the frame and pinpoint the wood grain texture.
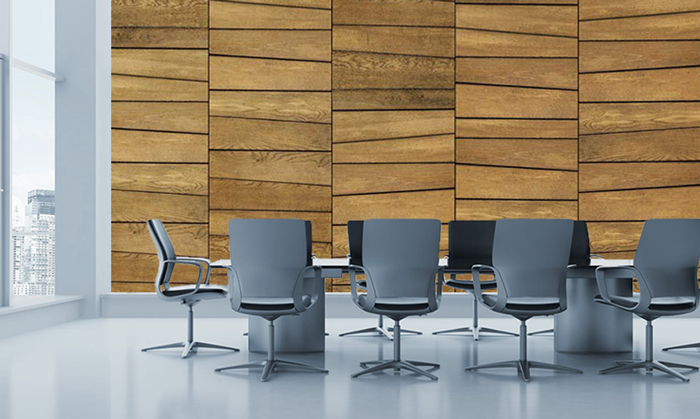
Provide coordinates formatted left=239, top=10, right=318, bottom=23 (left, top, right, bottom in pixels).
left=210, top=91, right=331, bottom=123
left=232, top=0, right=331, bottom=10
left=112, top=223, right=208, bottom=256
left=580, top=0, right=700, bottom=20
left=333, top=26, right=454, bottom=57
left=209, top=235, right=332, bottom=262
left=112, top=75, right=208, bottom=102
left=456, top=5, right=577, bottom=37
left=210, top=117, right=331, bottom=151
left=112, top=28, right=208, bottom=49
left=112, top=163, right=208, bottom=195
left=333, top=135, right=455, bottom=163
left=457, top=58, right=577, bottom=90
left=457, top=139, right=578, bottom=170
left=210, top=179, right=331, bottom=211
left=333, top=190, right=454, bottom=225
left=210, top=151, right=332, bottom=185
left=333, top=89, right=454, bottom=110
left=580, top=68, right=700, bottom=102
left=112, top=252, right=203, bottom=284
left=456, top=84, right=578, bottom=119
left=333, top=163, right=454, bottom=195
left=580, top=12, right=700, bottom=41
left=210, top=1, right=331, bottom=29
left=112, top=190, right=208, bottom=223
left=210, top=30, right=331, bottom=61
left=112, top=49, right=208, bottom=81
left=333, top=224, right=450, bottom=257
left=579, top=41, right=700, bottom=73
left=112, top=102, right=208, bottom=133
left=333, top=110, right=454, bottom=142
left=333, top=52, right=454, bottom=90
left=456, top=119, right=578, bottom=138
left=580, top=186, right=700, bottom=221
left=210, top=56, right=331, bottom=91
left=112, top=130, right=208, bottom=163
left=210, top=210, right=331, bottom=242
left=579, top=102, right=700, bottom=134
left=457, top=0, right=577, bottom=4
left=579, top=128, right=700, bottom=162
left=456, top=199, right=578, bottom=220
left=457, top=165, right=578, bottom=200
left=579, top=162, right=700, bottom=192
left=333, top=0, right=455, bottom=27
left=457, top=29, right=577, bottom=57
left=112, top=0, right=208, bottom=28
left=586, top=222, right=644, bottom=253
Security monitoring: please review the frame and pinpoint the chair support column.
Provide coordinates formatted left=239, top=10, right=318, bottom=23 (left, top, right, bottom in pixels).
left=187, top=305, right=194, bottom=344
left=394, top=321, right=401, bottom=362
left=268, top=320, right=275, bottom=362
left=519, top=321, right=527, bottom=362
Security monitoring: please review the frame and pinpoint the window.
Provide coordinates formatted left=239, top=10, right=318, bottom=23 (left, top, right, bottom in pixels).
left=1, top=0, right=57, bottom=300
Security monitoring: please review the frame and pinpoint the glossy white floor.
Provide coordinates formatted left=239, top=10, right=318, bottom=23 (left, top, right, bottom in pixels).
left=1, top=317, right=700, bottom=419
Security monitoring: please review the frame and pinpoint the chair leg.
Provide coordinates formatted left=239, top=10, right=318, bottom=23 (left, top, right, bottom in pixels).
left=433, top=293, right=517, bottom=339
left=141, top=342, right=185, bottom=352
left=528, top=328, right=554, bottom=336
left=663, top=342, right=700, bottom=351
left=192, top=342, right=240, bottom=352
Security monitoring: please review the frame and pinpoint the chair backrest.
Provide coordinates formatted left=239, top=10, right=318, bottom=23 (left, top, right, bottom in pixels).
left=361, top=219, right=441, bottom=299
left=228, top=219, right=310, bottom=299
left=569, top=221, right=591, bottom=267
left=492, top=219, right=574, bottom=299
left=446, top=220, right=495, bottom=271
left=347, top=220, right=364, bottom=266
left=634, top=219, right=700, bottom=299
left=147, top=219, right=176, bottom=287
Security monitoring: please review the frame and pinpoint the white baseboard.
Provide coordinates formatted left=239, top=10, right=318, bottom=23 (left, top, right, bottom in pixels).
left=0, top=296, right=83, bottom=339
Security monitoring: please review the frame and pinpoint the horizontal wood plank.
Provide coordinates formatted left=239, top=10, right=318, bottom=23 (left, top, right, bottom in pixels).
left=458, top=0, right=577, bottom=3
left=333, top=0, right=454, bottom=27
left=112, top=102, right=208, bottom=133
left=210, top=30, right=331, bottom=61
left=586, top=222, right=644, bottom=253
left=456, top=119, right=578, bottom=138
left=579, top=41, right=700, bottom=73
left=457, top=29, right=578, bottom=58
left=579, top=162, right=700, bottom=192
left=210, top=210, right=331, bottom=242
left=333, top=110, right=454, bottom=142
left=112, top=0, right=208, bottom=28
left=333, top=163, right=454, bottom=195
left=209, top=235, right=332, bottom=262
left=333, top=89, right=454, bottom=111
left=580, top=68, right=700, bottom=102
left=112, top=75, right=208, bottom=102
left=579, top=128, right=700, bottom=162
left=457, top=165, right=578, bottom=200
left=112, top=49, right=208, bottom=81
left=235, top=0, right=330, bottom=8
left=112, top=163, right=208, bottom=195
left=580, top=12, right=700, bottom=41
left=333, top=26, right=454, bottom=57
left=333, top=190, right=454, bottom=224
left=457, top=139, right=578, bottom=170
left=456, top=84, right=577, bottom=119
left=210, top=179, right=331, bottom=211
left=210, top=1, right=331, bottom=29
left=112, top=28, right=208, bottom=49
left=112, top=223, right=208, bottom=256
left=457, top=58, right=577, bottom=90
left=580, top=0, right=700, bottom=20
left=456, top=199, right=578, bottom=220
left=210, top=56, right=331, bottom=91
left=456, top=5, right=577, bottom=37
left=580, top=186, right=700, bottom=221
left=210, top=151, right=332, bottom=185
left=112, top=252, right=202, bottom=284
left=579, top=102, right=700, bottom=135
left=210, top=91, right=331, bottom=123
left=333, top=224, right=449, bottom=257
left=112, top=190, right=208, bottom=223
left=333, top=52, right=454, bottom=90
left=210, top=117, right=331, bottom=151
left=333, top=135, right=455, bottom=163
left=112, top=130, right=208, bottom=163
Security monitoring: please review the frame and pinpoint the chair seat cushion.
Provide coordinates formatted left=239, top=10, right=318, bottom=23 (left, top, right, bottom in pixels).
left=445, top=279, right=498, bottom=291
left=240, top=295, right=312, bottom=311
left=482, top=294, right=561, bottom=311
left=162, top=284, right=227, bottom=299
left=605, top=295, right=697, bottom=311
left=357, top=295, right=429, bottom=311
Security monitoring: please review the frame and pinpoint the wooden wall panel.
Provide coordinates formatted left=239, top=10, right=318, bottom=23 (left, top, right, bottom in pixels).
left=210, top=91, right=331, bottom=123
left=579, top=129, right=700, bottom=163
left=210, top=117, right=331, bottom=151
left=210, top=1, right=331, bottom=29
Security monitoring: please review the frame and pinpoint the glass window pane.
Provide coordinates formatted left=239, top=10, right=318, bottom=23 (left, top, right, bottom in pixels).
left=11, top=0, right=55, bottom=72
left=11, top=69, right=55, bottom=296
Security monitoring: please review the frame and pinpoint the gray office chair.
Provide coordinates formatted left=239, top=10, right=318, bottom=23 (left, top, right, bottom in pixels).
left=214, top=219, right=328, bottom=382
left=595, top=219, right=700, bottom=382
left=466, top=219, right=583, bottom=382
left=141, top=220, right=240, bottom=358
left=339, top=220, right=422, bottom=340
left=433, top=220, right=518, bottom=340
left=350, top=219, right=443, bottom=380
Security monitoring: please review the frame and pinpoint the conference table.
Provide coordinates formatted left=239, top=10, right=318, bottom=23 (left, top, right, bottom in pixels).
left=212, top=258, right=634, bottom=354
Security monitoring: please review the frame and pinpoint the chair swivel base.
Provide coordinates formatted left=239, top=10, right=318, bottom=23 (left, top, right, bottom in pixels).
left=599, top=359, right=697, bottom=382
left=466, top=359, right=582, bottom=382
left=142, top=341, right=240, bottom=359
left=528, top=328, right=554, bottom=336
left=215, top=359, right=328, bottom=382
left=353, top=360, right=439, bottom=380
left=432, top=326, right=518, bottom=340
left=663, top=342, right=700, bottom=351
left=340, top=315, right=422, bottom=340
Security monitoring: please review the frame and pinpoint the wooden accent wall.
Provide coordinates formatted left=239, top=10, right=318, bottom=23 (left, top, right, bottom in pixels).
left=112, top=0, right=700, bottom=291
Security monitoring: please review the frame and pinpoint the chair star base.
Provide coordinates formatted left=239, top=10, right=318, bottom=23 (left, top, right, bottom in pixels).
left=215, top=359, right=328, bottom=382
left=599, top=360, right=697, bottom=382
left=432, top=325, right=518, bottom=340
left=340, top=315, right=422, bottom=340
left=466, top=359, right=582, bottom=382
left=142, top=341, right=240, bottom=359
left=663, top=341, right=700, bottom=351
left=352, top=360, right=439, bottom=380
left=528, top=328, right=554, bottom=336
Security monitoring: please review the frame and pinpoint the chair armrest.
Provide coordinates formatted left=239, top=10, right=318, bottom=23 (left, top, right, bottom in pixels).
left=428, top=266, right=444, bottom=311
left=472, top=264, right=506, bottom=311
left=590, top=254, right=604, bottom=259
left=349, top=264, right=375, bottom=311
left=292, top=265, right=322, bottom=313
left=160, top=259, right=207, bottom=298
left=225, top=265, right=243, bottom=311
left=176, top=257, right=212, bottom=284
left=594, top=265, right=648, bottom=312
